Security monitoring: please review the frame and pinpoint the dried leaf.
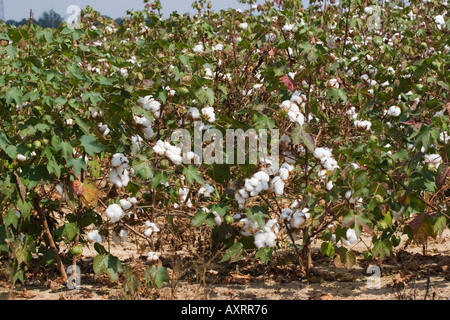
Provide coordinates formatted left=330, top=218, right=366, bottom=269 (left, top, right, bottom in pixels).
left=280, top=74, right=296, bottom=93
left=13, top=171, right=27, bottom=202
left=230, top=272, right=250, bottom=284
left=81, top=179, right=99, bottom=207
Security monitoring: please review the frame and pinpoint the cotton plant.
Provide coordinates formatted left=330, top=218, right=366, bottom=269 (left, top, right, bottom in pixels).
left=109, top=153, right=131, bottom=188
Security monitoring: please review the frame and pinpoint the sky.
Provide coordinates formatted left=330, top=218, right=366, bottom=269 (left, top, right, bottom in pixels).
left=2, top=0, right=273, bottom=21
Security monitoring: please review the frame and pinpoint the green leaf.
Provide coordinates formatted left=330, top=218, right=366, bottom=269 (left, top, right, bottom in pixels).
left=321, top=241, right=335, bottom=258
left=191, top=210, right=208, bottom=227
left=246, top=206, right=268, bottom=230
left=145, top=266, right=170, bottom=289
left=372, top=239, right=393, bottom=260
left=206, top=164, right=233, bottom=184
left=21, top=165, right=50, bottom=189
left=255, top=247, right=273, bottom=264
left=183, top=165, right=204, bottom=185
left=94, top=243, right=108, bottom=255
left=151, top=170, right=168, bottom=188
left=67, top=158, right=88, bottom=176
left=5, top=209, right=19, bottom=229
left=220, top=242, right=244, bottom=263
left=54, top=222, right=79, bottom=242
left=93, top=254, right=122, bottom=282
left=80, top=135, right=105, bottom=156
left=5, top=87, right=22, bottom=106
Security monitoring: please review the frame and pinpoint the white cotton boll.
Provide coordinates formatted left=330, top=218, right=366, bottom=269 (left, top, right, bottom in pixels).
left=201, top=106, right=216, bottom=122
left=253, top=231, right=266, bottom=249
left=291, top=200, right=300, bottom=209
left=213, top=44, right=224, bottom=51
left=384, top=105, right=398, bottom=116
left=131, top=135, right=143, bottom=146
left=345, top=190, right=353, bottom=199
left=153, top=144, right=166, bottom=155
left=213, top=212, right=223, bottom=226
left=193, top=44, right=204, bottom=53
left=322, top=157, right=338, bottom=171
left=280, top=163, right=294, bottom=172
left=119, top=199, right=133, bottom=211
left=326, top=180, right=334, bottom=190
left=17, top=154, right=27, bottom=162
left=249, top=177, right=260, bottom=187
left=167, top=152, right=183, bottom=165
left=142, top=126, right=154, bottom=139
left=440, top=132, right=450, bottom=144
left=144, top=228, right=153, bottom=236
left=271, top=176, right=285, bottom=195
left=87, top=230, right=102, bottom=243
left=106, top=204, right=124, bottom=223
left=264, top=232, right=277, bottom=247
left=279, top=167, right=289, bottom=181
left=342, top=229, right=358, bottom=246
left=239, top=22, right=248, bottom=30
left=117, top=168, right=130, bottom=187
left=187, top=107, right=201, bottom=120
left=109, top=169, right=122, bottom=188
left=254, top=171, right=270, bottom=183
left=111, top=153, right=128, bottom=168
left=313, top=147, right=332, bottom=160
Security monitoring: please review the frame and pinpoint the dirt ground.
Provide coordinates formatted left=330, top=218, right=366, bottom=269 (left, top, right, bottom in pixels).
left=1, top=229, right=450, bottom=300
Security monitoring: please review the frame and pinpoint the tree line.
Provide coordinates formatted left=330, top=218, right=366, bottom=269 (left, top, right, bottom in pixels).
left=2, top=10, right=124, bottom=28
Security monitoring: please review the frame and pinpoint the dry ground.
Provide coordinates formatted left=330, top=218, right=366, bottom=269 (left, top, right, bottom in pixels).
left=1, top=229, right=450, bottom=300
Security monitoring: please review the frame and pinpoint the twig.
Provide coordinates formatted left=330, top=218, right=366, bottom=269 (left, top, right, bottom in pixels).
left=32, top=197, right=68, bottom=282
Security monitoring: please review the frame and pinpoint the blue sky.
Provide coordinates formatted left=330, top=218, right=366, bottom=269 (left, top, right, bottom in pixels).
left=3, top=0, right=273, bottom=21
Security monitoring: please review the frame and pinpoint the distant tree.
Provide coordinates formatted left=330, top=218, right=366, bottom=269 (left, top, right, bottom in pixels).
left=36, top=10, right=63, bottom=28
left=115, top=17, right=124, bottom=26
left=5, top=18, right=28, bottom=27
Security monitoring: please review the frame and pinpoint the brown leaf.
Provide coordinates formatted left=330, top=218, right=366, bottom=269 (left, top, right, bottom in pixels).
left=81, top=179, right=99, bottom=208
left=311, top=293, right=338, bottom=300
left=408, top=213, right=433, bottom=245
left=230, top=272, right=250, bottom=284
left=17, top=289, right=36, bottom=299
left=71, top=180, right=84, bottom=196
left=13, top=171, right=27, bottom=202
left=443, top=102, right=450, bottom=115
left=280, top=74, right=296, bottom=93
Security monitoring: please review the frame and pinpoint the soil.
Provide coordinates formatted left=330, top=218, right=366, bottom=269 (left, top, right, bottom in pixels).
left=1, top=229, right=449, bottom=300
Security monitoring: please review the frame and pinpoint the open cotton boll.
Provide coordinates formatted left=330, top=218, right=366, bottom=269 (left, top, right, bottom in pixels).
left=147, top=251, right=162, bottom=261
left=326, top=180, right=334, bottom=190
left=111, top=153, right=129, bottom=168
left=279, top=167, right=290, bottom=181
left=119, top=199, right=133, bottom=211
left=313, top=147, right=332, bottom=160
left=87, top=230, right=102, bottom=243
left=153, top=140, right=166, bottom=155
left=201, top=106, right=216, bottom=122
left=187, top=107, right=200, bottom=120
left=271, top=176, right=285, bottom=195
left=17, top=154, right=27, bottom=162
left=354, top=120, right=372, bottom=132
left=342, top=229, right=358, bottom=247
left=193, top=44, right=204, bottom=53
left=106, top=204, right=124, bottom=223
left=112, top=229, right=128, bottom=245
left=387, top=106, right=401, bottom=117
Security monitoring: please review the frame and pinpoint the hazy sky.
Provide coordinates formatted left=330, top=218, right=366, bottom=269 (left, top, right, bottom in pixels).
left=3, top=0, right=272, bottom=21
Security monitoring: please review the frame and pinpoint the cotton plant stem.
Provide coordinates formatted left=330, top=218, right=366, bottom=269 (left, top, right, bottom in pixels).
left=32, top=197, right=68, bottom=282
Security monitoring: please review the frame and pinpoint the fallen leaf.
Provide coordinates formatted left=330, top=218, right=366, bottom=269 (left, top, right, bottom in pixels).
left=230, top=272, right=251, bottom=284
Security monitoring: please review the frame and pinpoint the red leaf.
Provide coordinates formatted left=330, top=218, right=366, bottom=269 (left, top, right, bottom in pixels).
left=280, top=75, right=296, bottom=93
left=274, top=0, right=283, bottom=6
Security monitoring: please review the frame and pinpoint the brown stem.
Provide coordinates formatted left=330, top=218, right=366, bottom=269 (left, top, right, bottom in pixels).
left=32, top=197, right=67, bottom=282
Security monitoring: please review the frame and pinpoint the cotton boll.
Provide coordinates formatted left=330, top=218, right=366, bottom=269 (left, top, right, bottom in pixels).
left=213, top=212, right=223, bottom=226
left=87, top=230, right=102, bottom=243
left=271, top=176, right=285, bottom=195
left=326, top=180, right=334, bottom=190
left=279, top=167, right=289, bottom=181
left=111, top=153, right=129, bottom=168
left=313, top=147, right=332, bottom=160
left=119, top=199, right=133, bottom=211
left=342, top=229, right=358, bottom=246
left=106, top=204, right=124, bottom=223
left=17, top=154, right=27, bottom=162
left=109, top=169, right=122, bottom=188
left=142, top=126, right=154, bottom=139
left=387, top=106, right=401, bottom=117
left=254, top=231, right=267, bottom=249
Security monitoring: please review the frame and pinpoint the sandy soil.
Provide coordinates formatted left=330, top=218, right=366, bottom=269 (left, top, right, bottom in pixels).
left=1, top=229, right=449, bottom=300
